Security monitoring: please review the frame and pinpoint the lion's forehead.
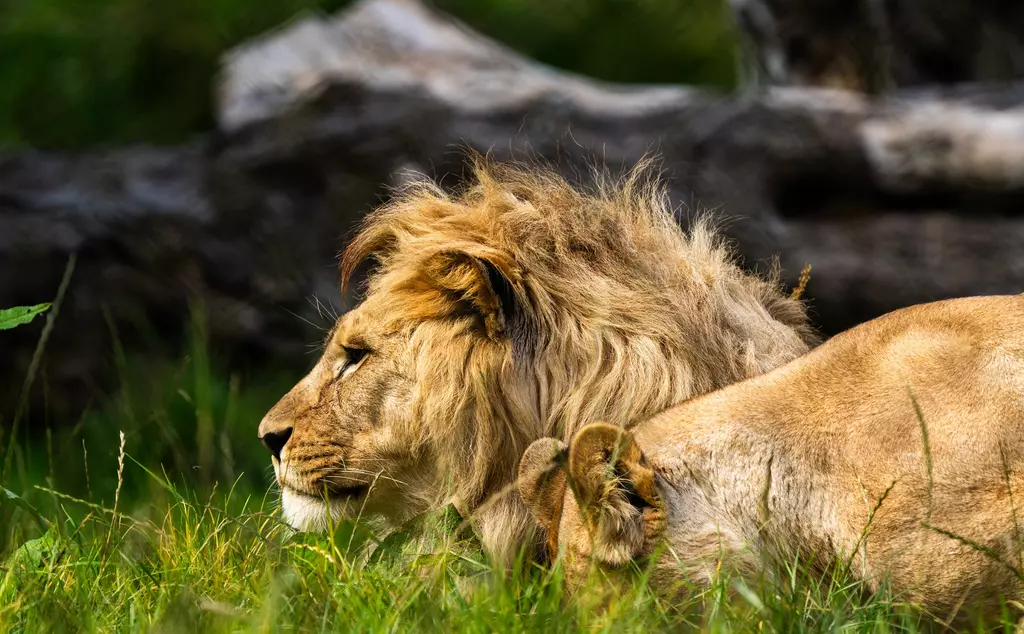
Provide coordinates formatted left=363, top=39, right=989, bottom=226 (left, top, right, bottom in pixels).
left=332, top=312, right=365, bottom=344
left=337, top=289, right=432, bottom=337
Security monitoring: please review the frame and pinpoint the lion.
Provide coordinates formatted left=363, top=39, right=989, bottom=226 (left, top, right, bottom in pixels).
left=519, top=294, right=1024, bottom=621
left=257, top=157, right=817, bottom=563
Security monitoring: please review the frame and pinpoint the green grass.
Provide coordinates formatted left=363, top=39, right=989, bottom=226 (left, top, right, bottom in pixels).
left=0, top=428, right=932, bottom=634
left=0, top=316, right=1017, bottom=632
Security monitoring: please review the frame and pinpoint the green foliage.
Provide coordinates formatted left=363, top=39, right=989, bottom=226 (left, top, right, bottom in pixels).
left=0, top=305, right=51, bottom=331
left=0, top=487, right=48, bottom=534
left=3, top=526, right=82, bottom=591
left=0, top=0, right=350, bottom=148
left=435, top=0, right=738, bottom=88
left=0, top=0, right=738, bottom=149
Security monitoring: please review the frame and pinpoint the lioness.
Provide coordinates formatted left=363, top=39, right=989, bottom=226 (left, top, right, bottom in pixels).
left=519, top=295, right=1024, bottom=620
left=258, top=159, right=817, bottom=562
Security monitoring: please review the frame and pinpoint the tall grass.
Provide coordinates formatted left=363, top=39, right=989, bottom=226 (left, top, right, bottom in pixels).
left=0, top=438, right=933, bottom=633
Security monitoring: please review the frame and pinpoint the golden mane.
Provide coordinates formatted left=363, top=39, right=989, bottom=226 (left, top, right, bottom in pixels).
left=329, top=157, right=816, bottom=559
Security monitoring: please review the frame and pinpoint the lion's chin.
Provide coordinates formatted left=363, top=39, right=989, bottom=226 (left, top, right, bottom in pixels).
left=280, top=487, right=366, bottom=532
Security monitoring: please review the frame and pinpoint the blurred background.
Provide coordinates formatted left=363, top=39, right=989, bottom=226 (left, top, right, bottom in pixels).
left=0, top=0, right=739, bottom=149
left=4, top=0, right=1024, bottom=537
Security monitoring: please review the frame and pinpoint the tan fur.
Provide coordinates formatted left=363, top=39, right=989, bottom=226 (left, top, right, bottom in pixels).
left=258, top=157, right=816, bottom=563
left=521, top=295, right=1024, bottom=621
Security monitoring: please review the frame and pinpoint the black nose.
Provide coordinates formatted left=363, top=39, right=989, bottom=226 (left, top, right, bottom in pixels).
left=260, top=427, right=293, bottom=461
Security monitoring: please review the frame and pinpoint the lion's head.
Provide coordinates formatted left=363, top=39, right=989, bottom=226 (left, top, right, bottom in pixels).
left=258, top=158, right=817, bottom=562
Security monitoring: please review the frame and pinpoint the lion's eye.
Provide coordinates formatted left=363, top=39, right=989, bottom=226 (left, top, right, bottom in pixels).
left=337, top=346, right=369, bottom=379
left=345, top=346, right=368, bottom=366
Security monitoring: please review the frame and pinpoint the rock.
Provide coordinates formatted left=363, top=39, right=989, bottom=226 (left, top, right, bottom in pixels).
left=3, top=0, right=1024, bottom=418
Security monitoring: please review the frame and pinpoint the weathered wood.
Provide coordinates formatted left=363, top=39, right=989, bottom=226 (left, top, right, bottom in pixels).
left=4, top=0, right=1024, bottom=416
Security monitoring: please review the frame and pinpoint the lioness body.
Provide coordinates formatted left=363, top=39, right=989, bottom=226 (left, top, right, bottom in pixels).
left=521, top=295, right=1024, bottom=617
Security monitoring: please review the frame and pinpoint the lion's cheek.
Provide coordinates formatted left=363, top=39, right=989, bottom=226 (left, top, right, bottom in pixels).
left=347, top=423, right=417, bottom=468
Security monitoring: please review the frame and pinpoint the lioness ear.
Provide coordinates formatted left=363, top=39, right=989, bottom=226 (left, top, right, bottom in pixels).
left=425, top=249, right=534, bottom=356
left=518, top=438, right=569, bottom=534
left=568, top=423, right=664, bottom=566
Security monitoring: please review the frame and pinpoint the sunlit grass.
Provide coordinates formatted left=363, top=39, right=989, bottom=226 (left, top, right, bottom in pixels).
left=0, top=471, right=932, bottom=633
left=0, top=486, right=950, bottom=633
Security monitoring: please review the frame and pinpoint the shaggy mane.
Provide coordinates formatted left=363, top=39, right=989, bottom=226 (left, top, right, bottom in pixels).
left=339, top=156, right=816, bottom=560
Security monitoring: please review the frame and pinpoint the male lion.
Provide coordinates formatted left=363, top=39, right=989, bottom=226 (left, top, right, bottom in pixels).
left=258, top=159, right=816, bottom=562
left=520, top=294, right=1024, bottom=621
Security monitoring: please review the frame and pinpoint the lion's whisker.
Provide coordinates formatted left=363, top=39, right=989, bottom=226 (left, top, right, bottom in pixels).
left=281, top=305, right=327, bottom=332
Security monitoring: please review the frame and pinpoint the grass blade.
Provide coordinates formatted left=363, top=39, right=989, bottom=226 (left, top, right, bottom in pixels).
left=1, top=486, right=49, bottom=532
left=0, top=304, right=51, bottom=331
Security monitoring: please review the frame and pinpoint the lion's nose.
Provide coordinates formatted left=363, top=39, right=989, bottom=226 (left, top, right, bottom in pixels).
left=259, top=427, right=293, bottom=461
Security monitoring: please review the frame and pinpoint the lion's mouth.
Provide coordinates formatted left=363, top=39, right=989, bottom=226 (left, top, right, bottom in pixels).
left=283, top=483, right=369, bottom=501
left=274, top=461, right=370, bottom=502
left=321, top=483, right=369, bottom=500
left=279, top=484, right=370, bottom=532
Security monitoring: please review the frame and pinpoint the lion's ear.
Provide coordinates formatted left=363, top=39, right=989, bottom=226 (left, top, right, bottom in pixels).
left=518, top=438, right=569, bottom=533
left=425, top=249, right=534, bottom=356
left=568, top=423, right=664, bottom=566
